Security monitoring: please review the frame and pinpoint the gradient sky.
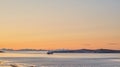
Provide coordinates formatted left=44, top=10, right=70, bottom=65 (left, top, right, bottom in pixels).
left=0, top=0, right=120, bottom=49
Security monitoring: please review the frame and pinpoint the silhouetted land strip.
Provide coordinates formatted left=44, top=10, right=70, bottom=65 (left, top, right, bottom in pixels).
left=47, top=49, right=120, bottom=54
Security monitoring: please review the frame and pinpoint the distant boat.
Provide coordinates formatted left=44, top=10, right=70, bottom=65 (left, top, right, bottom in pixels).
left=47, top=51, right=54, bottom=55
left=0, top=50, right=4, bottom=53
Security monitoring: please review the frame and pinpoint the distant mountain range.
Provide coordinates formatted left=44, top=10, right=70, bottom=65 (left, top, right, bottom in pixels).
left=48, top=49, right=120, bottom=54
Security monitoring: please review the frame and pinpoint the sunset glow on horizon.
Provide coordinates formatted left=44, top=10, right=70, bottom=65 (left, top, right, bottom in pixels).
left=0, top=0, right=120, bottom=50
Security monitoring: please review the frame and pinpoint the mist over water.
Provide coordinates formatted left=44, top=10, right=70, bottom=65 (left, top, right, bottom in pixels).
left=0, top=51, right=120, bottom=67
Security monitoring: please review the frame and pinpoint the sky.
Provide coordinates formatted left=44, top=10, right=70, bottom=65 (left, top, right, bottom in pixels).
left=0, top=0, right=120, bottom=50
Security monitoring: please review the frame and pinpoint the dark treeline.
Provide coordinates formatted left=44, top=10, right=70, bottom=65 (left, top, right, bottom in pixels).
left=1, top=48, right=120, bottom=53
left=48, top=49, right=120, bottom=53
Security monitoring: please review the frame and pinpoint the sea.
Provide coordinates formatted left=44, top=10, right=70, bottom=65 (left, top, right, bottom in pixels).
left=0, top=51, right=120, bottom=67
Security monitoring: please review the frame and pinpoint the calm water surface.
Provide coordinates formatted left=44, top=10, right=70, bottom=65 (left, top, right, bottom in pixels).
left=0, top=51, right=120, bottom=67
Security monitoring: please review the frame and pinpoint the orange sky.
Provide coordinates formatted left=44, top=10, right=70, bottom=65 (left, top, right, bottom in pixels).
left=0, top=34, right=120, bottom=50
left=0, top=0, right=120, bottom=49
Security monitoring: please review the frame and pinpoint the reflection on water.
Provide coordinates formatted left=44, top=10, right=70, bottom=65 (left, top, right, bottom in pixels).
left=0, top=51, right=120, bottom=67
